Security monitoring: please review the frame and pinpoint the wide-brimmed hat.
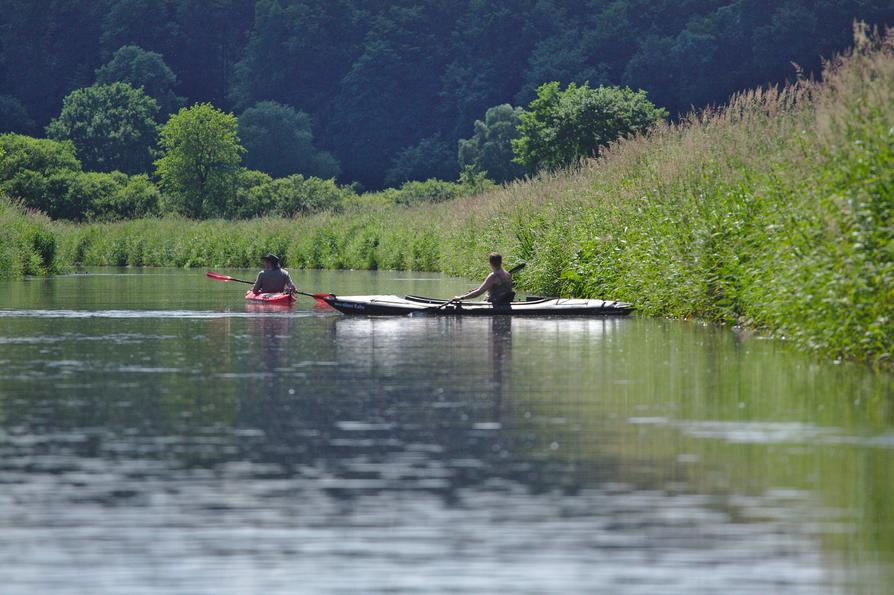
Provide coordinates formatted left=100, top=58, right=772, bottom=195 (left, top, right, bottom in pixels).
left=262, top=253, right=280, bottom=266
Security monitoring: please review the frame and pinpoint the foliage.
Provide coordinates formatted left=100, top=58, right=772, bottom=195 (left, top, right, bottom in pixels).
left=95, top=45, right=185, bottom=115
left=388, top=179, right=462, bottom=206
left=2, top=1, right=893, bottom=188
left=0, top=134, right=82, bottom=218
left=250, top=175, right=350, bottom=218
left=100, top=0, right=254, bottom=107
left=0, top=198, right=58, bottom=278
left=513, top=82, right=667, bottom=174
left=326, top=4, right=452, bottom=187
left=231, top=168, right=274, bottom=219
left=0, top=133, right=160, bottom=221
left=155, top=103, right=244, bottom=218
left=21, top=29, right=894, bottom=367
left=238, top=101, right=339, bottom=179
left=45, top=83, right=160, bottom=174
left=457, top=165, right=498, bottom=196
left=79, top=172, right=161, bottom=221
left=457, top=104, right=525, bottom=184
left=0, top=95, right=36, bottom=134
left=384, top=135, right=457, bottom=187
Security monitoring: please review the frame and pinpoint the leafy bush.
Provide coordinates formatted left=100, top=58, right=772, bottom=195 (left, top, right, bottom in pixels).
left=390, top=179, right=462, bottom=206
left=229, top=168, right=274, bottom=219
left=0, top=134, right=83, bottom=218
left=254, top=175, right=351, bottom=217
left=83, top=172, right=161, bottom=221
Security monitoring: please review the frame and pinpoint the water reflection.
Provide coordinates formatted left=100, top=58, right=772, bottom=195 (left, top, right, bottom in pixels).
left=0, top=270, right=892, bottom=593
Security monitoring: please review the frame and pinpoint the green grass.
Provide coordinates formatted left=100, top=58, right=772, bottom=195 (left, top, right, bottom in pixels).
left=3, top=30, right=893, bottom=366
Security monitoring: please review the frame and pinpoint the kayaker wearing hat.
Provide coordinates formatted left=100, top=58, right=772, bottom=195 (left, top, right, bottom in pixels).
left=252, top=254, right=297, bottom=295
left=452, top=252, right=515, bottom=305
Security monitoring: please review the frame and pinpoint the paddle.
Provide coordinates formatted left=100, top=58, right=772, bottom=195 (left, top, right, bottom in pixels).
left=508, top=262, right=526, bottom=276
left=206, top=271, right=333, bottom=303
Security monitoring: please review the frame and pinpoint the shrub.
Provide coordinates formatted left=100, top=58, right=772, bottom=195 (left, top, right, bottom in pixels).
left=251, top=175, right=351, bottom=217
left=85, top=173, right=161, bottom=221
left=390, top=179, right=462, bottom=205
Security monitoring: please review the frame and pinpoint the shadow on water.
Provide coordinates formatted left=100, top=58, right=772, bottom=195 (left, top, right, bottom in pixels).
left=0, top=269, right=893, bottom=592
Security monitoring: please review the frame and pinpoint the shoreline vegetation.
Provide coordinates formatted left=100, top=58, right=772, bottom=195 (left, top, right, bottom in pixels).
left=2, top=31, right=893, bottom=367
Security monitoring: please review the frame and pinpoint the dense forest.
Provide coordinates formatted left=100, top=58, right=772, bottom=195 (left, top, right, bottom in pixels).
left=1, top=0, right=893, bottom=189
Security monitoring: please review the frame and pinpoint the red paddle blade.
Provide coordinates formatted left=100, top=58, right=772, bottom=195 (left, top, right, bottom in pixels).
left=310, top=293, right=334, bottom=308
left=206, top=271, right=234, bottom=282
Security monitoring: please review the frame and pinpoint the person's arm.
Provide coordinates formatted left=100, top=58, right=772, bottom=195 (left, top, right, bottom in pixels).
left=283, top=271, right=297, bottom=294
left=252, top=272, right=263, bottom=293
left=453, top=274, right=495, bottom=301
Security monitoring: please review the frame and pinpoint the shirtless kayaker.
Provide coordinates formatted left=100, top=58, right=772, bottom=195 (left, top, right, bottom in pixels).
left=452, top=253, right=515, bottom=305
left=252, top=253, right=297, bottom=295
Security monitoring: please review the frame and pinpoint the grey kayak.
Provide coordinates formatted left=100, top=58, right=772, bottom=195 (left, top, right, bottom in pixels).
left=321, top=294, right=633, bottom=316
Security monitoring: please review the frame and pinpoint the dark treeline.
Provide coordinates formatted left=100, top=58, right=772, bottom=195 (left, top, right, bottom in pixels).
left=1, top=0, right=892, bottom=189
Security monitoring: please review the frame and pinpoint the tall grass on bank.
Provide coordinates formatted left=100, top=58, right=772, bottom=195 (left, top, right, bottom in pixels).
left=3, top=27, right=893, bottom=365
left=0, top=200, right=57, bottom=278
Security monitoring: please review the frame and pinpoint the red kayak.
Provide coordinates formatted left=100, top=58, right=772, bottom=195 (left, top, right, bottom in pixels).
left=244, top=290, right=296, bottom=305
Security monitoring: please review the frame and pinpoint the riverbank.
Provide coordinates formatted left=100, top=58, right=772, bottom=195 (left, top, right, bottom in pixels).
left=2, top=32, right=892, bottom=366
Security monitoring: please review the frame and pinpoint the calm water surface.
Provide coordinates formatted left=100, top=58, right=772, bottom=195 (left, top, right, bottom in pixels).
left=1, top=269, right=892, bottom=594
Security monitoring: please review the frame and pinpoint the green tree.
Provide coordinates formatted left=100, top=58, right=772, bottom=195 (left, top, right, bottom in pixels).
left=155, top=103, right=244, bottom=218
left=46, top=83, right=160, bottom=174
left=384, top=134, right=457, bottom=187
left=327, top=5, right=453, bottom=188
left=515, top=32, right=611, bottom=106
left=513, top=82, right=667, bottom=174
left=0, top=133, right=84, bottom=219
left=0, top=1, right=107, bottom=126
left=238, top=101, right=339, bottom=179
left=0, top=95, right=36, bottom=134
left=230, top=0, right=361, bottom=114
left=95, top=45, right=185, bottom=116
left=457, top=104, right=525, bottom=184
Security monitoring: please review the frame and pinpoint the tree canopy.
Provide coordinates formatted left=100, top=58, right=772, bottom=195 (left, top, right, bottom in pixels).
left=458, top=104, right=525, bottom=184
left=45, top=83, right=160, bottom=174
left=1, top=1, right=892, bottom=187
left=155, top=103, right=244, bottom=218
left=385, top=135, right=457, bottom=188
left=238, top=101, right=339, bottom=179
left=0, top=95, right=36, bottom=135
left=513, top=83, right=667, bottom=174
left=95, top=45, right=185, bottom=116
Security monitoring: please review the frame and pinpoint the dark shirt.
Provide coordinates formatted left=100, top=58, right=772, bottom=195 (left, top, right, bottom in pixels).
left=253, top=268, right=293, bottom=293
left=487, top=272, right=514, bottom=304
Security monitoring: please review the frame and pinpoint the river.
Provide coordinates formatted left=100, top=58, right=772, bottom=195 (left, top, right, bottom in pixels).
left=1, top=269, right=892, bottom=593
